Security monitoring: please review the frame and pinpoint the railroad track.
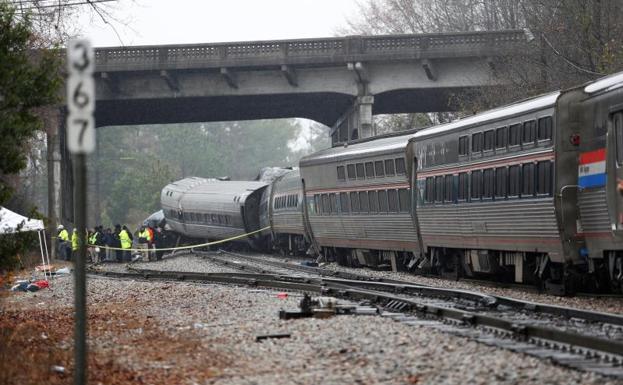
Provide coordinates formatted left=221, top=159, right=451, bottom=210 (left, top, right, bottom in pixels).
left=89, top=261, right=623, bottom=379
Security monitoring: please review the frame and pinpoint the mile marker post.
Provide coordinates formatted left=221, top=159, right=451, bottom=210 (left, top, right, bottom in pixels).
left=66, top=39, right=95, bottom=385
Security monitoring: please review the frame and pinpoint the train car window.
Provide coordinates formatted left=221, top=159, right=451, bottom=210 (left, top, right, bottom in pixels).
left=378, top=190, right=389, bottom=212
left=538, top=117, right=553, bottom=141
left=337, top=166, right=346, bottom=181
left=322, top=194, right=330, bottom=215
left=204, top=213, right=210, bottom=223
left=211, top=214, right=217, bottom=223
left=375, top=161, right=385, bottom=177
left=522, top=163, right=535, bottom=196
left=339, top=192, right=349, bottom=213
left=359, top=191, right=369, bottom=213
left=496, top=127, right=507, bottom=149
left=225, top=216, right=230, bottom=225
left=398, top=188, right=410, bottom=212
left=536, top=161, right=553, bottom=195
left=509, top=165, right=520, bottom=196
left=296, top=195, right=300, bottom=208
left=356, top=163, right=365, bottom=179
left=425, top=177, right=434, bottom=203
left=616, top=113, right=623, bottom=165
left=483, top=130, right=494, bottom=151
left=350, top=191, right=360, bottom=213
left=369, top=190, right=379, bottom=213
left=458, top=136, right=469, bottom=156
left=471, top=170, right=482, bottom=200
left=388, top=189, right=399, bottom=212
left=329, top=193, right=337, bottom=214
left=509, top=124, right=521, bottom=146
left=435, top=176, right=444, bottom=202
left=472, top=132, right=483, bottom=153
left=395, top=158, right=406, bottom=174
left=495, top=167, right=507, bottom=198
left=458, top=172, right=469, bottom=201
left=483, top=169, right=494, bottom=199
left=444, top=175, right=453, bottom=202
left=314, top=195, right=321, bottom=215
left=218, top=215, right=225, bottom=224
left=385, top=159, right=395, bottom=176
left=347, top=164, right=356, bottom=179
left=522, top=120, right=536, bottom=144
left=365, top=162, right=375, bottom=178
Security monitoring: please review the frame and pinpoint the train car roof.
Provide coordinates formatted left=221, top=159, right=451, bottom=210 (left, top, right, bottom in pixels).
left=584, top=71, right=623, bottom=94
left=180, top=180, right=268, bottom=210
left=163, top=177, right=219, bottom=193
left=184, top=180, right=267, bottom=195
left=412, top=91, right=559, bottom=141
left=301, top=91, right=559, bottom=165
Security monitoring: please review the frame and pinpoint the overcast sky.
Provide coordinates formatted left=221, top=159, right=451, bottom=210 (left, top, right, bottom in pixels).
left=78, top=0, right=360, bottom=47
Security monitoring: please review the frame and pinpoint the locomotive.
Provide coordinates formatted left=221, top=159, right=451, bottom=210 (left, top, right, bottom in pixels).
left=161, top=71, right=623, bottom=293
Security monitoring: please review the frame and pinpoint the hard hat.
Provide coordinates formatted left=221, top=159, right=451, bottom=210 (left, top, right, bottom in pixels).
left=57, top=225, right=64, bottom=230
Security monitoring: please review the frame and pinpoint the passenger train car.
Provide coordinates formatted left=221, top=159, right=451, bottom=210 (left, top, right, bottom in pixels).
left=161, top=177, right=268, bottom=248
left=406, top=92, right=568, bottom=289
left=299, top=134, right=417, bottom=268
left=261, top=169, right=309, bottom=255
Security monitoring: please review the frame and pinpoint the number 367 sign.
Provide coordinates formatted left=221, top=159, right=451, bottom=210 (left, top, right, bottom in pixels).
left=66, top=39, right=95, bottom=154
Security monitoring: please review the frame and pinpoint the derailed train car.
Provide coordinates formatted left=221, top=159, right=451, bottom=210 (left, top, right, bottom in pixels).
left=161, top=177, right=268, bottom=248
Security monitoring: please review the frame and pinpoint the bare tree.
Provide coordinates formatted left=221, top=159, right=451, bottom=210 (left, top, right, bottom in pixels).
left=343, top=0, right=623, bottom=132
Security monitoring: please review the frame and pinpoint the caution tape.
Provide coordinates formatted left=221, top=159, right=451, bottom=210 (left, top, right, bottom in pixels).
left=84, top=226, right=270, bottom=253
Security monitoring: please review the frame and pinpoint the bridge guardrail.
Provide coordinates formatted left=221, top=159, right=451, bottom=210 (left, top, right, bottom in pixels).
left=94, top=30, right=527, bottom=72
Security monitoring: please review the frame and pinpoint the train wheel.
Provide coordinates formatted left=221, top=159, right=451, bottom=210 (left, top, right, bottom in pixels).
left=610, top=253, right=623, bottom=293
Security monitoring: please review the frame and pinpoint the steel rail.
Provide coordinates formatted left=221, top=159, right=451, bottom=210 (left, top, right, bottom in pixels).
left=318, top=283, right=623, bottom=358
left=89, top=265, right=623, bottom=375
left=211, top=250, right=623, bottom=327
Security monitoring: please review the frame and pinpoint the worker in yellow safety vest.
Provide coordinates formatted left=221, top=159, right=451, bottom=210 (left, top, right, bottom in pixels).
left=119, top=225, right=132, bottom=262
left=138, top=226, right=152, bottom=261
left=71, top=228, right=79, bottom=262
left=57, top=225, right=69, bottom=261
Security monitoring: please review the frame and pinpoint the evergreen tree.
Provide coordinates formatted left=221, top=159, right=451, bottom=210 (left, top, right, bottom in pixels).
left=0, top=1, right=61, bottom=270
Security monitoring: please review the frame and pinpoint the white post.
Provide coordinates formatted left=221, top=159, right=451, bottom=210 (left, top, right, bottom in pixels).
left=37, top=230, right=48, bottom=281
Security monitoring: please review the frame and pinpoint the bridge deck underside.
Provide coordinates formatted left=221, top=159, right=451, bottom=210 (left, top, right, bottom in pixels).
left=94, top=87, right=473, bottom=127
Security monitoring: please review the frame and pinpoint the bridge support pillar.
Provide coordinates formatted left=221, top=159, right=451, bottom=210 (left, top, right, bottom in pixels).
left=331, top=95, right=375, bottom=145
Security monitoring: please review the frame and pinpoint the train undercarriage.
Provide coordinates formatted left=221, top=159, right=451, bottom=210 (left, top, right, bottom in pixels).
left=323, top=245, right=623, bottom=295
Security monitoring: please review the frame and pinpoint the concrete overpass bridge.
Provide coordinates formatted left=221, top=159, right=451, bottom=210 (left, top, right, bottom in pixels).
left=91, top=29, right=528, bottom=142
left=50, top=30, right=529, bottom=229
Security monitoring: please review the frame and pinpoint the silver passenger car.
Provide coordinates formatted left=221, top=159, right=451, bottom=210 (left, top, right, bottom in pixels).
left=267, top=169, right=309, bottom=254
left=161, top=177, right=268, bottom=245
left=300, top=133, right=417, bottom=267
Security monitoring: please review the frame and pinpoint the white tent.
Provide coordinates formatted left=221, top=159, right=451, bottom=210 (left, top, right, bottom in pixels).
left=0, top=206, right=51, bottom=280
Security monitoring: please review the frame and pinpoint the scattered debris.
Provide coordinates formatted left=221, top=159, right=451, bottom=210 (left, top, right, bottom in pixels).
left=276, top=292, right=288, bottom=299
left=279, top=294, right=379, bottom=320
left=55, top=267, right=71, bottom=275
left=10, top=281, right=30, bottom=292
left=35, top=264, right=54, bottom=273
left=300, top=261, right=318, bottom=267
left=255, top=333, right=291, bottom=342
left=51, top=365, right=66, bottom=374
left=33, top=280, right=50, bottom=289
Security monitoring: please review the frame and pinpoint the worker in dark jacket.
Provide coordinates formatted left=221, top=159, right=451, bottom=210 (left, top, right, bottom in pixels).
left=153, top=226, right=165, bottom=261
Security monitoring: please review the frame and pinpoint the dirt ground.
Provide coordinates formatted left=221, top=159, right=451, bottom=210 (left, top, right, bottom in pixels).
left=0, top=268, right=235, bottom=385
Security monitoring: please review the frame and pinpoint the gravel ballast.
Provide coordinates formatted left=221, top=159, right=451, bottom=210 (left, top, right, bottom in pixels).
left=3, top=263, right=622, bottom=385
